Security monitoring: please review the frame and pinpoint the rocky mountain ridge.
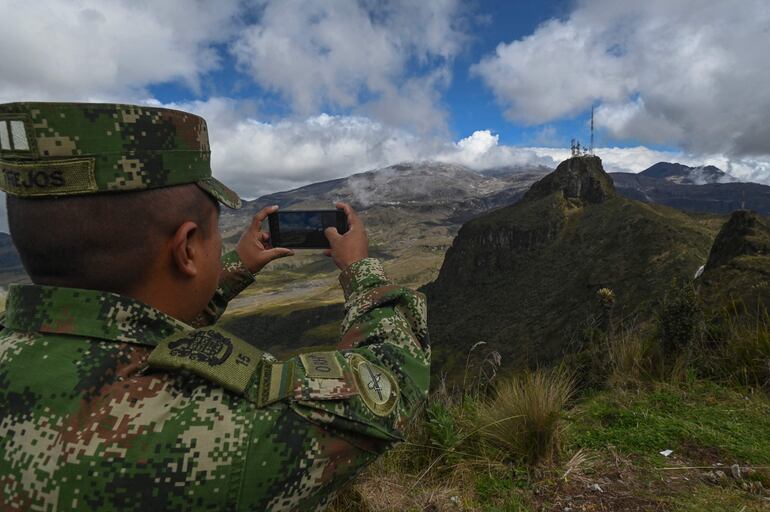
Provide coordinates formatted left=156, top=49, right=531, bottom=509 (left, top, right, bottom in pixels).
left=610, top=172, right=770, bottom=216
left=225, top=161, right=547, bottom=213
left=640, top=161, right=735, bottom=185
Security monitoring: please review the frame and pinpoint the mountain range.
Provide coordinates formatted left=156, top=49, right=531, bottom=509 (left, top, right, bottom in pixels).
left=639, top=162, right=734, bottom=184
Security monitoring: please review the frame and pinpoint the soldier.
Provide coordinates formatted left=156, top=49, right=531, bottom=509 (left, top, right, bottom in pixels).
left=0, top=103, right=430, bottom=511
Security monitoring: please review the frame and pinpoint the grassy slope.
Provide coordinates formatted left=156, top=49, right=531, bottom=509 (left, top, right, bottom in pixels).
left=330, top=380, right=770, bottom=511
left=559, top=381, right=770, bottom=511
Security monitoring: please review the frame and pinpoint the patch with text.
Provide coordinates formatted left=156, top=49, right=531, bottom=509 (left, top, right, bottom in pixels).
left=0, top=158, right=97, bottom=196
left=300, top=351, right=343, bottom=379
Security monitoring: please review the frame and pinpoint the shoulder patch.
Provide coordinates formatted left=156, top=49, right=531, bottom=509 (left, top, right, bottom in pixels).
left=149, top=327, right=296, bottom=407
left=349, top=353, right=399, bottom=416
left=299, top=351, right=343, bottom=379
left=149, top=327, right=262, bottom=395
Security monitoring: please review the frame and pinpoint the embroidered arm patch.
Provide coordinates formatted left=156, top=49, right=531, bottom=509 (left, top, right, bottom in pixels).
left=349, top=353, right=399, bottom=417
left=148, top=327, right=262, bottom=394
left=148, top=327, right=296, bottom=408
left=299, top=351, right=343, bottom=379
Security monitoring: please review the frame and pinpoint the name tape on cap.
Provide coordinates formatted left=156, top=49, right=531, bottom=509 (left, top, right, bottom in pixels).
left=0, top=159, right=97, bottom=196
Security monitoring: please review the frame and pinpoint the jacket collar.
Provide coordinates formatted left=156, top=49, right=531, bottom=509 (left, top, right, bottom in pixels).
left=3, top=284, right=189, bottom=346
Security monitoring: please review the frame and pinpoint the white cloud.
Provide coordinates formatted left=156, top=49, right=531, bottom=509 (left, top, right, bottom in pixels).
left=168, top=98, right=434, bottom=197
left=161, top=101, right=556, bottom=198
left=0, top=0, right=242, bottom=102
left=472, top=18, right=633, bottom=123
left=472, top=0, right=770, bottom=158
left=436, top=130, right=555, bottom=169
left=230, top=0, right=466, bottom=133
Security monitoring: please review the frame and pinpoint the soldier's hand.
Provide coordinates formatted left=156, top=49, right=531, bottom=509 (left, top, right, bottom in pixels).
left=324, top=202, right=368, bottom=270
left=236, top=205, right=294, bottom=274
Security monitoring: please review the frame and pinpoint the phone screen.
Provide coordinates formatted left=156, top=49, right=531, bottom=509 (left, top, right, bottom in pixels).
left=268, top=210, right=348, bottom=248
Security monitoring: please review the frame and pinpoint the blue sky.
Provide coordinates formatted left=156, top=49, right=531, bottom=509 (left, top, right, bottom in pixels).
left=2, top=0, right=770, bottom=199
left=145, top=1, right=585, bottom=149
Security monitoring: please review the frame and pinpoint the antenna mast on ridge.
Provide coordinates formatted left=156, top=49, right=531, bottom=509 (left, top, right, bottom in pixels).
left=590, top=106, right=594, bottom=155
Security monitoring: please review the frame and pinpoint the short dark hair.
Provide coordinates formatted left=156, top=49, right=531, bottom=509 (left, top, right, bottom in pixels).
left=7, top=184, right=219, bottom=294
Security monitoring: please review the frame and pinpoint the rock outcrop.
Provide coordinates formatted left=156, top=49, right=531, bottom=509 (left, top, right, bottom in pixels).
left=522, top=155, right=615, bottom=204
left=705, top=210, right=770, bottom=270
left=698, top=210, right=770, bottom=313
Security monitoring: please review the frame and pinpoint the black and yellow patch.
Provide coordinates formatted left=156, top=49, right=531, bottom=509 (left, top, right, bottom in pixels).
left=299, top=351, right=343, bottom=379
left=349, top=353, right=399, bottom=416
left=0, top=158, right=97, bottom=196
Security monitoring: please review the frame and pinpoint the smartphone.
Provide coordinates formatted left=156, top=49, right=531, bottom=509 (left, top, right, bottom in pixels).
left=267, top=210, right=349, bottom=249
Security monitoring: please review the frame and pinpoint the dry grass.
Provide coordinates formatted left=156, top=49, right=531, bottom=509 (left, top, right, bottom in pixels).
left=701, top=306, right=770, bottom=388
left=330, top=463, right=464, bottom=512
left=605, top=327, right=652, bottom=388
left=478, top=366, right=576, bottom=466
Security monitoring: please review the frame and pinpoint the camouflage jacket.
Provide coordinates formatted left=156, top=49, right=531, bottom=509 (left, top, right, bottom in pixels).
left=0, top=252, right=430, bottom=511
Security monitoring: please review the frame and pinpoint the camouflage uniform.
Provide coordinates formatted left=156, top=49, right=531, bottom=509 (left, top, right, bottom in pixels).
left=0, top=103, right=430, bottom=511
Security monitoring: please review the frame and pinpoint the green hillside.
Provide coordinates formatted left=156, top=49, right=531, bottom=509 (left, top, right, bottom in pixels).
left=424, top=156, right=724, bottom=375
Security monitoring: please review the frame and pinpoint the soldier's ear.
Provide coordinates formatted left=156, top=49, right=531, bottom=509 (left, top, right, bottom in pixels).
left=170, top=221, right=201, bottom=278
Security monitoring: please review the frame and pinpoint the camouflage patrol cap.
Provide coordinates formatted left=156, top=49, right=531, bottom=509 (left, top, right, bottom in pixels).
left=0, top=102, right=241, bottom=208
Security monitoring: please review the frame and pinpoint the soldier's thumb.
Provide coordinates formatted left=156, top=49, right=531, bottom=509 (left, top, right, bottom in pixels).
left=324, top=227, right=341, bottom=244
left=266, top=248, right=294, bottom=261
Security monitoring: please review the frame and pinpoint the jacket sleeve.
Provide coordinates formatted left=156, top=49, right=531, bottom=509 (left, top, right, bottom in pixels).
left=287, top=257, right=431, bottom=443
left=190, top=250, right=255, bottom=328
left=235, top=258, right=430, bottom=510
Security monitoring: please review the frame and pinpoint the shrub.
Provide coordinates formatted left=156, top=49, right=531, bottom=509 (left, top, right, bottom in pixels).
left=424, top=401, right=464, bottom=466
left=478, top=366, right=576, bottom=466
left=657, top=278, right=703, bottom=356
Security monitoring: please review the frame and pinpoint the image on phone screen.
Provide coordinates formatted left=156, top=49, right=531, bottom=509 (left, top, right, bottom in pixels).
left=268, top=210, right=348, bottom=248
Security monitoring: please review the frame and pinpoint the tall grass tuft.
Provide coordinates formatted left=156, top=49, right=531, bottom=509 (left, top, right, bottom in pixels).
left=478, top=366, right=576, bottom=466
left=605, top=326, right=654, bottom=388
left=700, top=303, right=770, bottom=388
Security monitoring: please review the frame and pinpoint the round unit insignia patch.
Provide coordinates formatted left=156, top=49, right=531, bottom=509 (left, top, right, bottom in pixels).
left=349, top=354, right=399, bottom=416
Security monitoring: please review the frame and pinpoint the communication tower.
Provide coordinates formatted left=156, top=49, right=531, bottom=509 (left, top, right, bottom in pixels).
left=569, top=107, right=596, bottom=157
left=590, top=106, right=595, bottom=155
